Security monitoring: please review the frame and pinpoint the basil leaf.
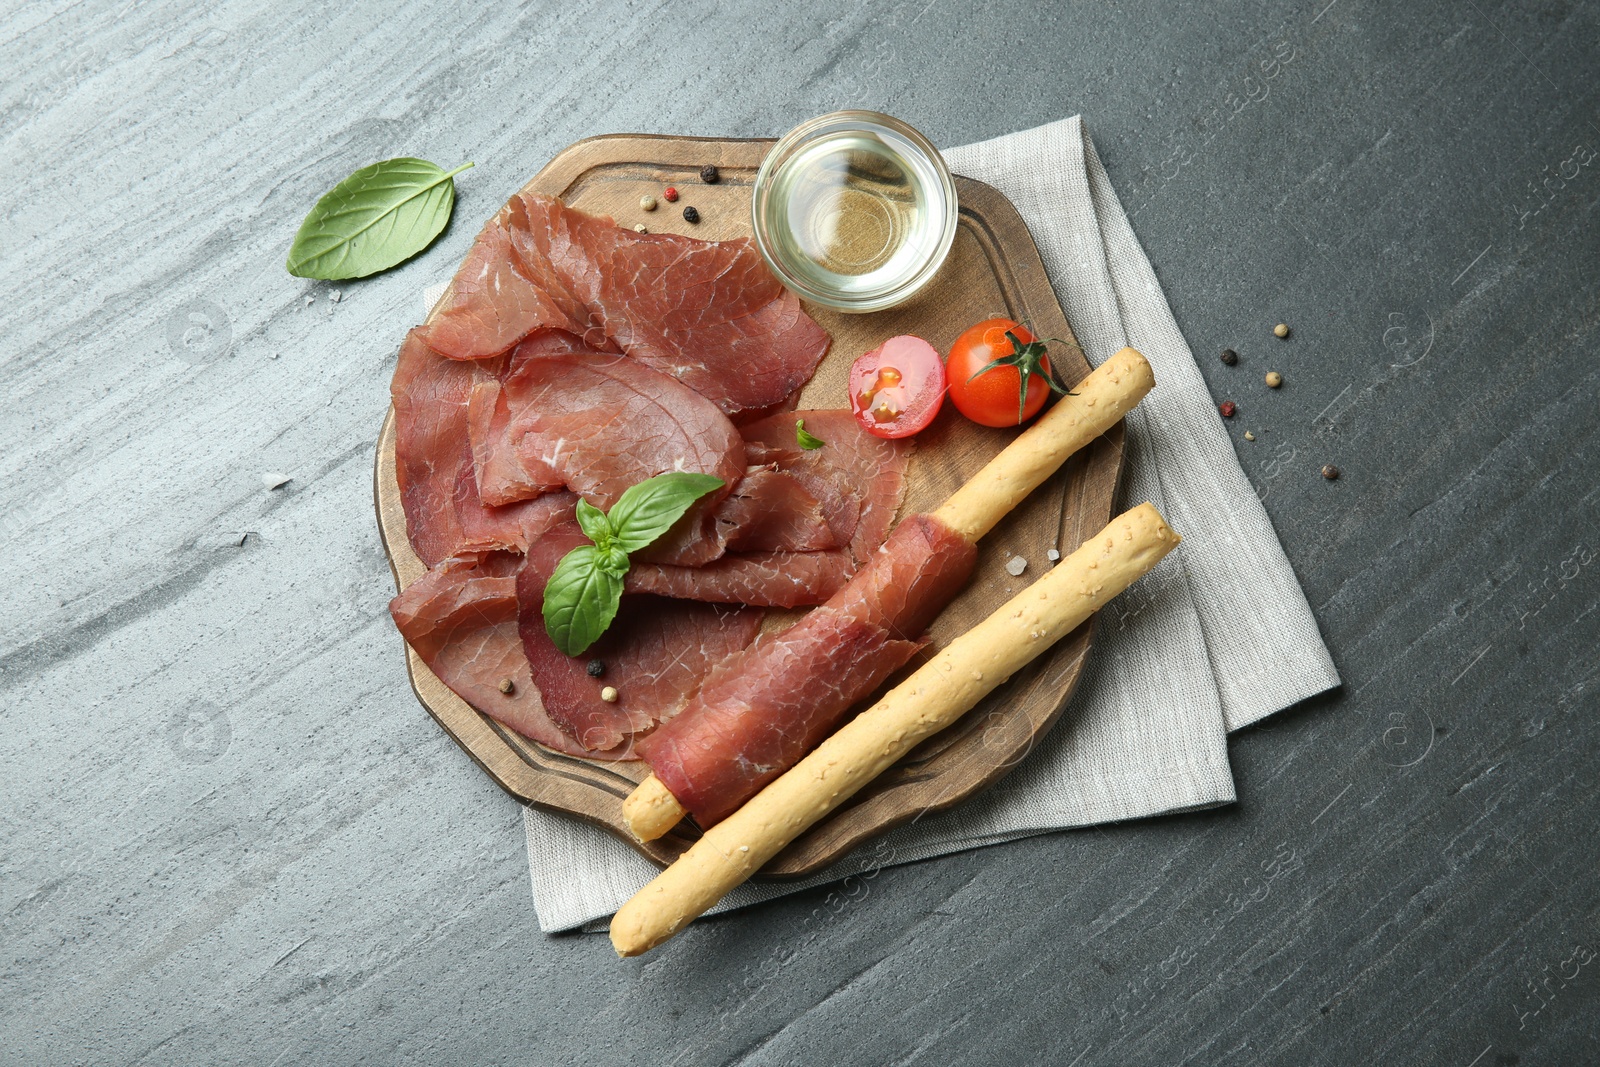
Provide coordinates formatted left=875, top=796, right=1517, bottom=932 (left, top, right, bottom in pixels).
left=575, top=497, right=613, bottom=548
left=598, top=544, right=631, bottom=578
left=541, top=545, right=624, bottom=657
left=286, top=158, right=474, bottom=280
left=541, top=473, right=722, bottom=655
left=607, top=472, right=725, bottom=553
left=795, top=418, right=826, bottom=450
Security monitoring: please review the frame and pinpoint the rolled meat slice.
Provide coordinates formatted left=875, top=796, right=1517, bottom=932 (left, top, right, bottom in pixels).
left=634, top=514, right=977, bottom=827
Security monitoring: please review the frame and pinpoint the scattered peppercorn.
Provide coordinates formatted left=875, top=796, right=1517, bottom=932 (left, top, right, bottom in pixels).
left=1244, top=430, right=1256, bottom=441
left=1273, top=323, right=1290, bottom=338
left=1265, top=371, right=1283, bottom=388
left=634, top=224, right=648, bottom=233
left=1322, top=464, right=1340, bottom=480
left=682, top=205, right=700, bottom=224
left=498, top=678, right=515, bottom=694
left=600, top=686, right=619, bottom=703
left=1219, top=400, right=1237, bottom=418
left=586, top=659, right=606, bottom=678
left=663, top=186, right=679, bottom=202
left=700, top=164, right=720, bottom=184
left=1220, top=348, right=1238, bottom=366
left=639, top=195, right=658, bottom=212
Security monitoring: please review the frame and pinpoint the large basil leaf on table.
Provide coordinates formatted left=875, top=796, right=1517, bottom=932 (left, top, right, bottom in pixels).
left=286, top=158, right=473, bottom=280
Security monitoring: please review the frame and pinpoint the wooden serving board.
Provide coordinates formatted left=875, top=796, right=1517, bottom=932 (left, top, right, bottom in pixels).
left=374, top=135, right=1124, bottom=877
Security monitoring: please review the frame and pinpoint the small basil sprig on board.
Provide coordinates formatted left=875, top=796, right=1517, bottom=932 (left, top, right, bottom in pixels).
left=286, top=158, right=474, bottom=280
left=542, top=472, right=724, bottom=656
left=795, top=418, right=826, bottom=450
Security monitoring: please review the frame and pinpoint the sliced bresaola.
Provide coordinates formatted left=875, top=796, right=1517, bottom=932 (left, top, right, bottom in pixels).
left=499, top=340, right=746, bottom=512
left=636, top=513, right=978, bottom=827
left=622, top=411, right=912, bottom=608
left=716, top=469, right=835, bottom=553
left=739, top=409, right=910, bottom=565
left=419, top=193, right=830, bottom=414
left=416, top=195, right=594, bottom=360
left=478, top=337, right=840, bottom=566
left=392, top=328, right=576, bottom=564
left=388, top=551, right=630, bottom=759
left=464, top=332, right=584, bottom=507
left=517, top=522, right=763, bottom=752
left=627, top=549, right=853, bottom=608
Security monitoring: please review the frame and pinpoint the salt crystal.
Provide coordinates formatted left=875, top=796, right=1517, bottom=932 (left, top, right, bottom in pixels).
left=329, top=290, right=341, bottom=302
left=1047, top=548, right=1061, bottom=563
left=262, top=472, right=292, bottom=491
left=304, top=295, right=314, bottom=306
left=1005, top=556, right=1027, bottom=577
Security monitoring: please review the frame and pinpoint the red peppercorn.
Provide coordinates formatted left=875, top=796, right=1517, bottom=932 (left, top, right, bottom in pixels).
left=663, top=187, right=679, bottom=202
left=1219, top=401, right=1237, bottom=418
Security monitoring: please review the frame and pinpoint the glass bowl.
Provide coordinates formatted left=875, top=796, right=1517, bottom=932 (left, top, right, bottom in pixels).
left=751, top=111, right=958, bottom=313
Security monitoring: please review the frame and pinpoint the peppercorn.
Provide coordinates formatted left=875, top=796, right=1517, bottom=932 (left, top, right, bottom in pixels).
left=663, top=187, right=679, bottom=202
left=700, top=164, right=720, bottom=184
left=586, top=659, right=606, bottom=678
left=1220, top=348, right=1238, bottom=366
left=1322, top=465, right=1340, bottom=480
left=1219, top=400, right=1237, bottom=418
left=682, top=206, right=700, bottom=224
left=634, top=224, right=648, bottom=233
left=1244, top=431, right=1256, bottom=441
left=1265, top=371, right=1283, bottom=388
left=600, top=686, right=619, bottom=703
left=639, top=195, right=657, bottom=212
left=498, top=678, right=515, bottom=694
left=1274, top=323, right=1290, bottom=338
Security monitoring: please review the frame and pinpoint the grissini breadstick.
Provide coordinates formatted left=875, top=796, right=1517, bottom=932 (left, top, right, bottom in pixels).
left=610, top=501, right=1179, bottom=957
left=932, top=345, right=1152, bottom=542
left=622, top=347, right=1155, bottom=842
left=622, top=774, right=684, bottom=842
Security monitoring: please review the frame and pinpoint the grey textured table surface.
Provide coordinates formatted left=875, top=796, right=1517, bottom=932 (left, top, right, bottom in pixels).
left=3, top=1, right=1597, bottom=1064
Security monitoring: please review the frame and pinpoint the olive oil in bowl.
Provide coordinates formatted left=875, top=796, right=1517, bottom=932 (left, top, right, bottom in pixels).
left=753, top=112, right=958, bottom=312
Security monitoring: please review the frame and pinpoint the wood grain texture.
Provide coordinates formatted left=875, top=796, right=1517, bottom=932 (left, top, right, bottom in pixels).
left=375, top=134, right=1123, bottom=874
left=3, top=0, right=1597, bottom=1064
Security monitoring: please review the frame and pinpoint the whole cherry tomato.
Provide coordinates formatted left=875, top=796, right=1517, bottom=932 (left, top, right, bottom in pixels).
left=848, top=335, right=945, bottom=439
left=945, top=319, right=1070, bottom=427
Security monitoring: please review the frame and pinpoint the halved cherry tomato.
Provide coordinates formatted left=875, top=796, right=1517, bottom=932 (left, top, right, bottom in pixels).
left=946, top=319, right=1069, bottom=428
left=848, top=335, right=945, bottom=439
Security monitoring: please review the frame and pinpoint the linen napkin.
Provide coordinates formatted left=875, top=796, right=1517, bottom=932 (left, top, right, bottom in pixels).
left=425, top=115, right=1340, bottom=933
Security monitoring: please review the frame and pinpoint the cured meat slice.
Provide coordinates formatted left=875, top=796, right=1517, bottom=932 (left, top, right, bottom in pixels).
left=517, top=522, right=763, bottom=752
left=822, top=513, right=979, bottom=638
left=465, top=335, right=590, bottom=507
left=467, top=376, right=565, bottom=506
left=636, top=513, right=978, bottom=826
left=638, top=613, right=923, bottom=827
left=481, top=339, right=839, bottom=566
left=629, top=466, right=837, bottom=569
left=419, top=196, right=594, bottom=360
left=717, top=469, right=835, bottom=553
left=500, top=342, right=745, bottom=513
left=392, top=328, right=571, bottom=564
left=739, top=409, right=910, bottom=564
left=420, top=194, right=830, bottom=414
left=627, top=549, right=853, bottom=608
left=388, top=552, right=629, bottom=759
